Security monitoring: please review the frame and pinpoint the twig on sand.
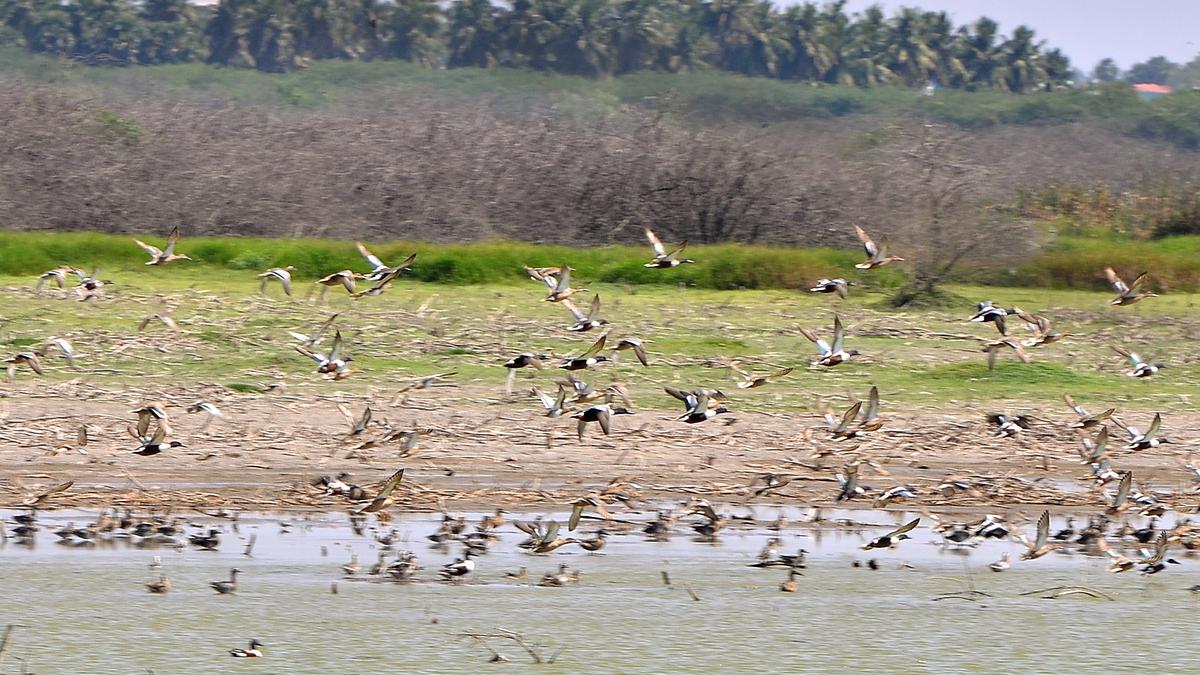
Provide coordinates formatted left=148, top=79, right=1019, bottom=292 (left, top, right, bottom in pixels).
left=0, top=623, right=28, bottom=672
left=1020, top=585, right=1115, bottom=601
left=459, top=628, right=560, bottom=665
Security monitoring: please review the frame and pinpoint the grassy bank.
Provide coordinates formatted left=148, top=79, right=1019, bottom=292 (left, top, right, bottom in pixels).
left=0, top=231, right=898, bottom=290
left=3, top=231, right=1200, bottom=292
left=1, top=268, right=1196, bottom=409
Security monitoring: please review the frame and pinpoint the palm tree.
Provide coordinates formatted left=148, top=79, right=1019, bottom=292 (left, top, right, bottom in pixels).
left=998, top=25, right=1044, bottom=93
left=447, top=0, right=502, bottom=68
left=241, top=0, right=299, bottom=72
left=289, top=0, right=351, bottom=61
left=814, top=0, right=852, bottom=85
left=137, top=0, right=202, bottom=64
left=842, top=4, right=892, bottom=87
left=956, top=16, right=1003, bottom=91
left=206, top=0, right=248, bottom=66
left=695, top=0, right=781, bottom=78
left=378, top=0, right=443, bottom=65
left=3, top=0, right=77, bottom=56
left=886, top=7, right=935, bottom=86
left=606, top=0, right=678, bottom=75
left=776, top=3, right=834, bottom=82
left=502, top=0, right=563, bottom=70
left=921, top=11, right=966, bottom=88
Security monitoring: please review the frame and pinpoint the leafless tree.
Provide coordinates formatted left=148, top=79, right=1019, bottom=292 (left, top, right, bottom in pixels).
left=853, top=123, right=1035, bottom=306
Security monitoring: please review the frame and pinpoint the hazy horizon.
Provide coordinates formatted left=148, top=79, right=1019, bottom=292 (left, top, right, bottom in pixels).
left=836, top=0, right=1198, bottom=73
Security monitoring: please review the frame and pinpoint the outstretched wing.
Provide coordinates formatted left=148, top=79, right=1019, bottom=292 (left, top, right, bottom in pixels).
left=375, top=468, right=406, bottom=499
left=1033, top=510, right=1049, bottom=549
left=1129, top=272, right=1151, bottom=292
left=329, top=330, right=344, bottom=362
left=561, top=299, right=587, bottom=323
left=645, top=228, right=666, bottom=258
left=799, top=327, right=831, bottom=357
left=665, top=241, right=688, bottom=260
left=886, top=517, right=920, bottom=539
left=554, top=265, right=572, bottom=293
left=163, top=226, right=181, bottom=256
left=1105, top=267, right=1128, bottom=294
left=863, top=385, right=880, bottom=420
left=356, top=241, right=386, bottom=270
left=831, top=315, right=845, bottom=354
left=134, top=239, right=162, bottom=258
left=853, top=225, right=877, bottom=258
left=394, top=252, right=417, bottom=272
left=581, top=333, right=607, bottom=358
left=532, top=387, right=556, bottom=410
left=1146, top=413, right=1162, bottom=439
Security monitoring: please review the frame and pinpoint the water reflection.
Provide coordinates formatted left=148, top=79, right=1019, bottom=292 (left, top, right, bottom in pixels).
left=1, top=508, right=1196, bottom=672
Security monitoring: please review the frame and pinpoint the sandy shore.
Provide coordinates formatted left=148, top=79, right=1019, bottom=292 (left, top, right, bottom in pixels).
left=2, top=378, right=1195, bottom=516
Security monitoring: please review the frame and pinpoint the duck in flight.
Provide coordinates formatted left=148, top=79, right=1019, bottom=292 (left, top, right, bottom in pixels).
left=643, top=228, right=695, bottom=268
left=1105, top=267, right=1157, bottom=305
left=861, top=518, right=919, bottom=550
left=1112, top=346, right=1163, bottom=378
left=853, top=225, right=903, bottom=269
left=356, top=242, right=416, bottom=282
left=800, top=315, right=859, bottom=366
left=562, top=295, right=608, bottom=332
left=134, top=226, right=192, bottom=266
left=809, top=278, right=851, bottom=298
left=295, top=329, right=353, bottom=380
left=258, top=266, right=295, bottom=297
left=558, top=334, right=609, bottom=371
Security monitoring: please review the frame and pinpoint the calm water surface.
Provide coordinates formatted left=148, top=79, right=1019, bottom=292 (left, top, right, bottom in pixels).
left=1, top=508, right=1196, bottom=674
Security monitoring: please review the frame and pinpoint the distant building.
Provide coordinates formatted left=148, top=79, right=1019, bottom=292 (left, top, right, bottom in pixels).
left=1132, top=83, right=1171, bottom=101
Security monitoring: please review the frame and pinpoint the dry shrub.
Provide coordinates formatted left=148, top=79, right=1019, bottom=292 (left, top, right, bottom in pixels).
left=3, top=74, right=1200, bottom=259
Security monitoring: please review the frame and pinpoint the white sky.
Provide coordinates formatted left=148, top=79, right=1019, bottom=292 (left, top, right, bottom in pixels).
left=835, top=0, right=1200, bottom=71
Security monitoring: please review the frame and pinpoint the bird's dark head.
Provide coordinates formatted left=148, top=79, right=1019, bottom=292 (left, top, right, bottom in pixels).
left=1168, top=558, right=1182, bottom=565
left=250, top=639, right=264, bottom=648
left=1155, top=363, right=1167, bottom=369
left=897, top=533, right=913, bottom=542
left=847, top=349, right=861, bottom=357
left=611, top=407, right=634, bottom=415
left=170, top=441, right=186, bottom=448
left=714, top=406, right=731, bottom=415
left=1160, top=437, right=1173, bottom=444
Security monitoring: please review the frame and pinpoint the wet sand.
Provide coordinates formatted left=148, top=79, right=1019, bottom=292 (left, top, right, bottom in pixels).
left=2, top=380, right=1195, bottom=515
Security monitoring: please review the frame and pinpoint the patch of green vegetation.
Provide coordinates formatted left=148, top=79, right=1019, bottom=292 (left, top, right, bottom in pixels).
left=1, top=265, right=1196, bottom=410
left=4, top=47, right=1200, bottom=148
left=91, top=108, right=143, bottom=145
left=434, top=348, right=478, bottom=356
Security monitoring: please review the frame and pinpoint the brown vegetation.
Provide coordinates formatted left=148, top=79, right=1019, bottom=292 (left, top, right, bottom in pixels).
left=2, top=75, right=1200, bottom=254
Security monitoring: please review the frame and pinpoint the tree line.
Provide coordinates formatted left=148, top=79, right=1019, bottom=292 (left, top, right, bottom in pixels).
left=1, top=0, right=1076, bottom=90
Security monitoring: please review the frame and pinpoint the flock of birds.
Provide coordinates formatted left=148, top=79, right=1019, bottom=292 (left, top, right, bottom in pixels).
left=4, top=222, right=1197, bottom=662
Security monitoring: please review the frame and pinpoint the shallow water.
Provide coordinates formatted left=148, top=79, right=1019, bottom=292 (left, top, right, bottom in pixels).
left=1, top=509, right=1196, bottom=673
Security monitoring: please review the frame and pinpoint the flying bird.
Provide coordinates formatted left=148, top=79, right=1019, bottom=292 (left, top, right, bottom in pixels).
left=643, top=228, right=695, bottom=268
left=134, top=226, right=192, bottom=266
left=853, top=225, right=903, bottom=269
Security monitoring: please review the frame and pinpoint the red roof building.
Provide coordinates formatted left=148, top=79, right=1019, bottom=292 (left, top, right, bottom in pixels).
left=1133, top=83, right=1171, bottom=100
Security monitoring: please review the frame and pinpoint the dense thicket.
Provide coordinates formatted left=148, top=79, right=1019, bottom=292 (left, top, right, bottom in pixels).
left=3, top=75, right=1199, bottom=247
left=0, top=0, right=1073, bottom=88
